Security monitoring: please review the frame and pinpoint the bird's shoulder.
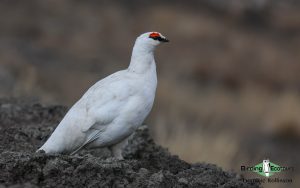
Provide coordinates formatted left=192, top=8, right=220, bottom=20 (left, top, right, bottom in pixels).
left=81, top=70, right=141, bottom=102
left=68, top=70, right=136, bottom=129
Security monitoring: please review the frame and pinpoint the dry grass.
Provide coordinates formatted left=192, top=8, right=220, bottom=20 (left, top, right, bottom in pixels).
left=150, top=78, right=300, bottom=164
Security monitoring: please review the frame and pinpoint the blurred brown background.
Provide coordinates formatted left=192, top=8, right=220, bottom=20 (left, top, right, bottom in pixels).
left=0, top=0, right=299, bottom=187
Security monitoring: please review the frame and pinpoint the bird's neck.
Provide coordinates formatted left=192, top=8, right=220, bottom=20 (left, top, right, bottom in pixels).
left=128, top=42, right=156, bottom=74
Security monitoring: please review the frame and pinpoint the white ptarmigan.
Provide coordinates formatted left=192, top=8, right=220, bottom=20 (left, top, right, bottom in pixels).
left=37, top=32, right=169, bottom=159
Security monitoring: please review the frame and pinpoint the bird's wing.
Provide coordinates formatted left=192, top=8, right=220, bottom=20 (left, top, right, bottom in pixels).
left=68, top=71, right=133, bottom=153
left=74, top=71, right=127, bottom=132
left=70, top=122, right=107, bottom=155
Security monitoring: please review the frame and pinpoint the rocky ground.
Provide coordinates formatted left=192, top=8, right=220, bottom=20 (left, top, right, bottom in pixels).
left=0, top=99, right=259, bottom=188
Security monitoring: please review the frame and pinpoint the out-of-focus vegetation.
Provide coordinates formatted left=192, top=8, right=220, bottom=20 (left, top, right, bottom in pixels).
left=0, top=1, right=299, bottom=187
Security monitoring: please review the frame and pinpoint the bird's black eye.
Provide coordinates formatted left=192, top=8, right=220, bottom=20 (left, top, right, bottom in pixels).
left=150, top=36, right=160, bottom=40
left=151, top=36, right=169, bottom=42
left=149, top=33, right=169, bottom=42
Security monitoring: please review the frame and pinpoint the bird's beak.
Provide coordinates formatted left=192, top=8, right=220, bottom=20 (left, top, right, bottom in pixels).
left=161, top=38, right=169, bottom=42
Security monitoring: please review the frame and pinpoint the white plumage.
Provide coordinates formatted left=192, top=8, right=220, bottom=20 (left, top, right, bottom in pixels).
left=37, top=32, right=169, bottom=159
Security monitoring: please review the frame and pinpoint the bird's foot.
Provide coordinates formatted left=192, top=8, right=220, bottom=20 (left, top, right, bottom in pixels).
left=111, top=148, right=124, bottom=160
left=110, top=137, right=130, bottom=160
left=115, top=155, right=124, bottom=161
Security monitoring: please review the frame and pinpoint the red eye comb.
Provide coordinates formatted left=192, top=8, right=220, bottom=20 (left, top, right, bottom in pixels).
left=149, top=32, right=160, bottom=38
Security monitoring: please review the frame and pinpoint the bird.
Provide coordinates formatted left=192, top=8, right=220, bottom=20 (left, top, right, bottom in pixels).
left=37, top=32, right=169, bottom=159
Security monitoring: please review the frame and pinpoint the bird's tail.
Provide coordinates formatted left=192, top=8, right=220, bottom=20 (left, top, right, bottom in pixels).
left=36, top=148, right=45, bottom=153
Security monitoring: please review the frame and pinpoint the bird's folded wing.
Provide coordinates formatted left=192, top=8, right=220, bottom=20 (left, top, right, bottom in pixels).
left=68, top=72, right=131, bottom=154
left=78, top=75, right=130, bottom=132
left=70, top=123, right=107, bottom=155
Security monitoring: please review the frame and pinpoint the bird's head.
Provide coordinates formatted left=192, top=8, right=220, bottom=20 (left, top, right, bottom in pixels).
left=135, top=32, right=169, bottom=48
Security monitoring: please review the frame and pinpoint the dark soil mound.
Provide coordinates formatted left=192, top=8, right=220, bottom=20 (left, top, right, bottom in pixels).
left=0, top=99, right=259, bottom=188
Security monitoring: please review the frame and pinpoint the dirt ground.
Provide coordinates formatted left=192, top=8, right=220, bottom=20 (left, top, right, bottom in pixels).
left=0, top=98, right=259, bottom=188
